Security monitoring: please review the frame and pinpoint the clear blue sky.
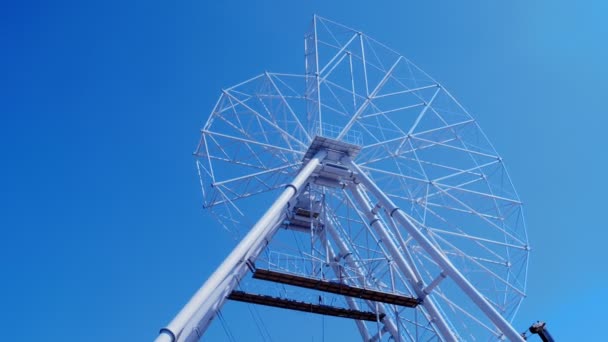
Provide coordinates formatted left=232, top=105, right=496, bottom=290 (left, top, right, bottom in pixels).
left=2, top=1, right=607, bottom=341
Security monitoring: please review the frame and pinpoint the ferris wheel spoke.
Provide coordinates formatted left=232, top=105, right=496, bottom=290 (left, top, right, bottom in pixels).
left=441, top=248, right=506, bottom=267
left=430, top=232, right=526, bottom=299
left=322, top=41, right=363, bottom=78
left=432, top=181, right=522, bottom=205
left=361, top=165, right=429, bottom=184
left=398, top=316, right=436, bottom=336
left=353, top=120, right=383, bottom=143
left=200, top=154, right=284, bottom=173
left=428, top=227, right=527, bottom=251
left=222, top=90, right=308, bottom=150
left=223, top=73, right=265, bottom=92
left=204, top=131, right=232, bottom=161
left=406, top=87, right=442, bottom=136
left=211, top=187, right=245, bottom=216
left=322, top=78, right=368, bottom=103
left=319, top=97, right=350, bottom=117
left=410, top=119, right=476, bottom=138
left=362, top=135, right=408, bottom=150
left=329, top=204, right=384, bottom=274
left=359, top=135, right=460, bottom=167
left=422, top=177, right=488, bottom=205
left=364, top=37, right=390, bottom=72
left=198, top=134, right=215, bottom=180
left=430, top=184, right=526, bottom=246
left=361, top=102, right=426, bottom=119
left=318, top=41, right=353, bottom=79
left=358, top=33, right=370, bottom=96
left=346, top=54, right=358, bottom=111
left=388, top=195, right=503, bottom=222
left=202, top=130, right=304, bottom=155
left=432, top=290, right=500, bottom=338
left=410, top=135, right=498, bottom=160
left=211, top=162, right=299, bottom=187
left=269, top=74, right=308, bottom=99
left=372, top=83, right=439, bottom=100
left=253, top=97, right=294, bottom=163
left=419, top=204, right=517, bottom=269
left=209, top=107, right=292, bottom=165
left=322, top=81, right=353, bottom=118
left=317, top=18, right=344, bottom=49
left=396, top=154, right=481, bottom=181
left=368, top=103, right=408, bottom=136
left=386, top=152, right=427, bottom=220
left=337, top=56, right=403, bottom=140
left=431, top=159, right=501, bottom=183
left=265, top=73, right=312, bottom=143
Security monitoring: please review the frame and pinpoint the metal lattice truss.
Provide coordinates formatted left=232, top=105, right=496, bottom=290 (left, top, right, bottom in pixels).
left=184, top=16, right=529, bottom=342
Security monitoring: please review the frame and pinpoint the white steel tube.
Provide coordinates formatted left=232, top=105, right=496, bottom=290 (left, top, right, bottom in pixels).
left=179, top=214, right=288, bottom=342
left=155, top=150, right=328, bottom=342
left=323, top=214, right=402, bottom=341
left=320, top=233, right=371, bottom=342
left=344, top=158, right=525, bottom=342
left=336, top=56, right=402, bottom=140
left=349, top=185, right=457, bottom=341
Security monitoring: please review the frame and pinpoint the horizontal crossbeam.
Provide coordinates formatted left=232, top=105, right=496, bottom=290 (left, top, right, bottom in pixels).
left=227, top=291, right=384, bottom=322
left=253, top=269, right=419, bottom=308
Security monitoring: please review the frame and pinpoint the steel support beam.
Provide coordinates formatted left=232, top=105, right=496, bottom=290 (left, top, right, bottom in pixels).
left=348, top=185, right=457, bottom=341
left=155, top=150, right=328, bottom=342
left=343, top=157, right=525, bottom=342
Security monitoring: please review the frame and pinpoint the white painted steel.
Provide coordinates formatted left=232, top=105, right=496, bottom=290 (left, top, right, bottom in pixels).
left=155, top=150, right=327, bottom=342
left=344, top=157, right=524, bottom=342
left=348, top=184, right=457, bottom=341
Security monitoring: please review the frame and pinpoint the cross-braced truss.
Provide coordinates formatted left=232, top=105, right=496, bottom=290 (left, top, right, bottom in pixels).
left=160, top=15, right=529, bottom=342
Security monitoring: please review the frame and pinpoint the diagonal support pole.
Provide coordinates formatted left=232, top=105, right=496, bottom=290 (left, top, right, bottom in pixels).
left=343, top=157, right=525, bottom=342
left=348, top=184, right=457, bottom=341
left=155, top=150, right=328, bottom=342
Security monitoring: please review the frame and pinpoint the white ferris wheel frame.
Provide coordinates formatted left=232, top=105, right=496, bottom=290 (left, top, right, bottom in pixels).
left=155, top=15, right=529, bottom=342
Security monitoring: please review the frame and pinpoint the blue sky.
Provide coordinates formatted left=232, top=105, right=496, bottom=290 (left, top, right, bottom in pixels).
left=1, top=1, right=607, bottom=341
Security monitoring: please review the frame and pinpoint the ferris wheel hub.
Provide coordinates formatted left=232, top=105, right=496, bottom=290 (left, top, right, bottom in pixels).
left=302, top=135, right=362, bottom=163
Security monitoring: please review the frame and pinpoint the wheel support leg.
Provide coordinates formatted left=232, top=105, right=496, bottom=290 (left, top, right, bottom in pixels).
left=155, top=150, right=328, bottom=342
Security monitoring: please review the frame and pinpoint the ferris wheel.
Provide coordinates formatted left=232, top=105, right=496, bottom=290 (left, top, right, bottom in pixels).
left=156, top=16, right=529, bottom=342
